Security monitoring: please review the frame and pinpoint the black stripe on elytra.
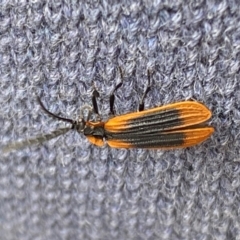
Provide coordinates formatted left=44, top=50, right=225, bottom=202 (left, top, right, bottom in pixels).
left=106, top=131, right=185, bottom=148
left=120, top=109, right=183, bottom=133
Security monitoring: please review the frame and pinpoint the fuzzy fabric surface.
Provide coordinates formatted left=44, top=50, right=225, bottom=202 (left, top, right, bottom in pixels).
left=1, top=1, right=240, bottom=239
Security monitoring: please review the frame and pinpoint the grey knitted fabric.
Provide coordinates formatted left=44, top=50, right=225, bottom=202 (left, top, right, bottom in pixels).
left=1, top=1, right=240, bottom=239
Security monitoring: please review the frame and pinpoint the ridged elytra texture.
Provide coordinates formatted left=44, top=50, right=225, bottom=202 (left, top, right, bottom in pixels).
left=1, top=0, right=240, bottom=239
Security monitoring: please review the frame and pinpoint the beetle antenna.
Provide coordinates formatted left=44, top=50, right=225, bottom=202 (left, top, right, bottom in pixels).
left=2, top=127, right=71, bottom=153
left=37, top=96, right=74, bottom=124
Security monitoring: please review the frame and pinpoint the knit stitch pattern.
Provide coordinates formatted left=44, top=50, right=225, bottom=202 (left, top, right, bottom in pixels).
left=1, top=1, right=240, bottom=239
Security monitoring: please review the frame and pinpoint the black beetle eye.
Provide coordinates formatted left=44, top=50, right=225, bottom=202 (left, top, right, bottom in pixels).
left=74, top=118, right=86, bottom=132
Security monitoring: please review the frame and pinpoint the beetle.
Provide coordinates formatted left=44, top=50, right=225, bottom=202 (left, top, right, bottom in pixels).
left=3, top=69, right=214, bottom=152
